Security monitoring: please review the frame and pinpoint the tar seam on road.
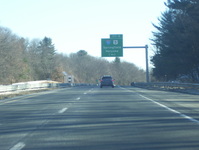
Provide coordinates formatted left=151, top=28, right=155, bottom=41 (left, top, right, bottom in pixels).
left=139, top=94, right=199, bottom=124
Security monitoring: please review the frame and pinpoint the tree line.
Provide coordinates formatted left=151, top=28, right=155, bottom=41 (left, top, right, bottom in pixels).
left=0, top=26, right=145, bottom=85
left=151, top=0, right=199, bottom=82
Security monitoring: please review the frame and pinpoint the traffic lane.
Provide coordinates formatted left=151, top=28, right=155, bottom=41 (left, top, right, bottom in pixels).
left=0, top=87, right=93, bottom=150
left=22, top=87, right=199, bottom=150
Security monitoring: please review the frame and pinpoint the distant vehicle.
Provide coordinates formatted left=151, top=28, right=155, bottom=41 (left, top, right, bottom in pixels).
left=99, top=75, right=115, bottom=88
left=131, top=82, right=135, bottom=86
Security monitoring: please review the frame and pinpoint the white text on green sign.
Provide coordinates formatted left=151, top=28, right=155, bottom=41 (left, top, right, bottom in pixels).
left=101, top=38, right=123, bottom=57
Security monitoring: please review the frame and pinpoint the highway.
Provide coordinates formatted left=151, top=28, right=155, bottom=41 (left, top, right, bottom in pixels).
left=1, top=86, right=199, bottom=150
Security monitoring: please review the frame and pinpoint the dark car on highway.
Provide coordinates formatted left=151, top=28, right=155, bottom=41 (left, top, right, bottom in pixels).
left=99, top=75, right=115, bottom=88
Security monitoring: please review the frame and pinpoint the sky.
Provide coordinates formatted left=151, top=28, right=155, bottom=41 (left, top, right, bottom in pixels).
left=0, top=0, right=167, bottom=70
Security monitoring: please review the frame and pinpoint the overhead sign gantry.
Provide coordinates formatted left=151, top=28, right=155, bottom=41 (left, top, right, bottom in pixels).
left=101, top=34, right=149, bottom=83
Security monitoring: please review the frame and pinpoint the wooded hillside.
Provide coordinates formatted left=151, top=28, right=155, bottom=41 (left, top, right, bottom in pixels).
left=0, top=26, right=145, bottom=85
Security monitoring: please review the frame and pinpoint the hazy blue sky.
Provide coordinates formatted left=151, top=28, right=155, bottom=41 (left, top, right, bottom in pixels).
left=0, top=0, right=167, bottom=69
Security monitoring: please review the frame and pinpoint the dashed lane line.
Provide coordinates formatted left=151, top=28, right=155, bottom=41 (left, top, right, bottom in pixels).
left=76, top=97, right=81, bottom=100
left=58, top=107, right=68, bottom=114
left=10, top=142, right=25, bottom=150
left=6, top=89, right=88, bottom=150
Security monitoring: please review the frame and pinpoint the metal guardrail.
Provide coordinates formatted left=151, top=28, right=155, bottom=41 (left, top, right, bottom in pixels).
left=134, top=82, right=199, bottom=94
left=135, top=82, right=199, bottom=89
left=2, top=81, right=199, bottom=94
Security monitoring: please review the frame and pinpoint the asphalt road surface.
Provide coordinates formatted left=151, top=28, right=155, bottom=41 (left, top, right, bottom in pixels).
left=1, top=86, right=199, bottom=150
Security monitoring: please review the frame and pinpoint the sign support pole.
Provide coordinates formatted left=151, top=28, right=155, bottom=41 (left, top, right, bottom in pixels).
left=123, top=45, right=149, bottom=83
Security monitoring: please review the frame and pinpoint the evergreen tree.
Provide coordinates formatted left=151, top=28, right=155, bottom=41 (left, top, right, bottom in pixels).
left=151, top=0, right=199, bottom=82
left=37, top=37, right=56, bottom=79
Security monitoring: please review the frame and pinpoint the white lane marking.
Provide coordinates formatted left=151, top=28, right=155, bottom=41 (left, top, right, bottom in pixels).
left=1, top=94, right=44, bottom=105
left=139, top=94, right=199, bottom=124
left=58, top=108, right=68, bottom=114
left=3, top=100, right=19, bottom=104
left=83, top=88, right=93, bottom=95
left=10, top=142, right=25, bottom=150
left=76, top=97, right=80, bottom=100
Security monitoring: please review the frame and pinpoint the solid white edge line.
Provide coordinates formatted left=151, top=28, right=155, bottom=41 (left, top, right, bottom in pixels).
left=10, top=142, right=25, bottom=150
left=139, top=94, right=199, bottom=124
left=58, top=108, right=68, bottom=114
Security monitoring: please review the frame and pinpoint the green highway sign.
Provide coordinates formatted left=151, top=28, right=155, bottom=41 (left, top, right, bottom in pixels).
left=101, top=34, right=123, bottom=57
left=110, top=34, right=123, bottom=39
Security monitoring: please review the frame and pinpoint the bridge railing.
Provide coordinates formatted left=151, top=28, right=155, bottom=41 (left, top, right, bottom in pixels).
left=0, top=81, right=59, bottom=93
left=0, top=81, right=98, bottom=93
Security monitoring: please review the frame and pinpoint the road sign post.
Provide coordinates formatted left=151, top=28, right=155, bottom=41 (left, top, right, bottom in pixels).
left=123, top=45, right=149, bottom=83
